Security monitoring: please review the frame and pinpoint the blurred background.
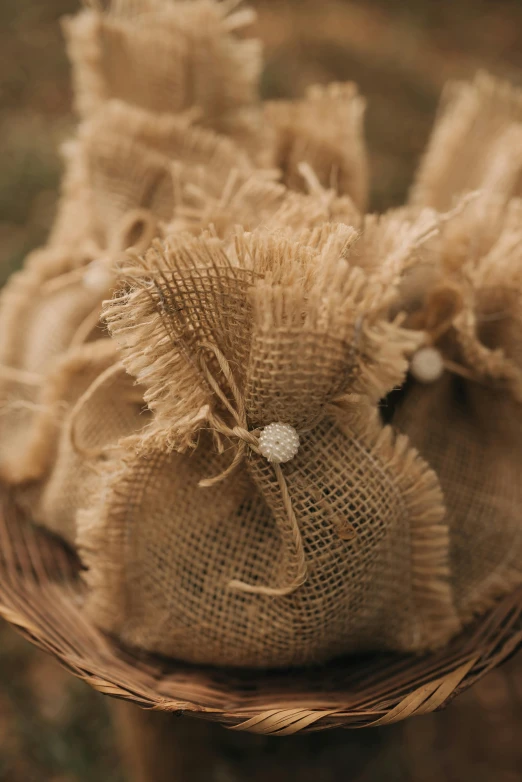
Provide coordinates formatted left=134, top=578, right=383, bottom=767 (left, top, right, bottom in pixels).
left=1, top=0, right=522, bottom=779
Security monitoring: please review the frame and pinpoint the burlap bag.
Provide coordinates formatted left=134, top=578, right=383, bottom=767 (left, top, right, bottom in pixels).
left=51, top=0, right=264, bottom=254
left=51, top=98, right=253, bottom=249
left=63, top=0, right=262, bottom=142
left=78, top=227, right=459, bottom=668
left=78, top=126, right=175, bottom=249
left=0, top=247, right=113, bottom=484
left=393, top=197, right=522, bottom=623
left=19, top=339, right=149, bottom=545
left=0, top=96, right=250, bottom=484
left=0, top=174, right=156, bottom=487
left=264, top=83, right=368, bottom=211
left=411, top=73, right=522, bottom=211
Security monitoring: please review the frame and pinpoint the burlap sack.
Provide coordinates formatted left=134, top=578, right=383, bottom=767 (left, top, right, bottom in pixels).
left=0, top=247, right=112, bottom=484
left=0, top=99, right=247, bottom=484
left=371, top=73, right=522, bottom=622
left=393, top=198, right=522, bottom=623
left=78, top=127, right=175, bottom=249
left=0, top=154, right=158, bottom=486
left=411, top=73, right=522, bottom=211
left=51, top=99, right=253, bottom=250
left=78, top=227, right=459, bottom=668
left=63, top=0, right=262, bottom=141
left=52, top=0, right=264, bottom=253
left=264, top=83, right=368, bottom=211
left=0, top=79, right=364, bottom=489
left=23, top=339, right=149, bottom=545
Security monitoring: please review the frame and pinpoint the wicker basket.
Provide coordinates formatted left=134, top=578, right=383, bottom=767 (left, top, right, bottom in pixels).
left=0, top=488, right=520, bottom=736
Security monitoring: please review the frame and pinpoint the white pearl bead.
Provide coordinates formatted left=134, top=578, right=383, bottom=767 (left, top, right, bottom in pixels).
left=258, top=422, right=300, bottom=464
left=410, top=346, right=444, bottom=384
left=83, top=260, right=114, bottom=294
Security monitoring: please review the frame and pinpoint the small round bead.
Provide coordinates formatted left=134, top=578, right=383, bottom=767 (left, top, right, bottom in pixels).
left=83, top=260, right=114, bottom=293
left=410, top=346, right=444, bottom=384
left=258, top=422, right=300, bottom=464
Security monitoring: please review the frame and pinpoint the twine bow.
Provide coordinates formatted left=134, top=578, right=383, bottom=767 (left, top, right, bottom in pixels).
left=198, top=342, right=307, bottom=597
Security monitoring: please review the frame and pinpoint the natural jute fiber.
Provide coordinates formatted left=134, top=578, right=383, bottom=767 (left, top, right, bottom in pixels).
left=0, top=0, right=521, bottom=699
left=19, top=339, right=149, bottom=546
left=264, top=82, right=368, bottom=211
left=392, top=204, right=522, bottom=625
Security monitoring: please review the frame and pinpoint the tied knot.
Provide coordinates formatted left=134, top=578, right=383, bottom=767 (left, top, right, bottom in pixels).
left=198, top=342, right=307, bottom=598
left=231, top=425, right=260, bottom=450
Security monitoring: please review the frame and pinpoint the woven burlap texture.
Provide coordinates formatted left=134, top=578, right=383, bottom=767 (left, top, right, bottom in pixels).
left=63, top=0, right=262, bottom=142
left=51, top=0, right=265, bottom=252
left=50, top=98, right=252, bottom=249
left=7, top=339, right=145, bottom=543
left=393, top=196, right=522, bottom=624
left=0, top=89, right=256, bottom=484
left=264, top=83, right=369, bottom=211
left=0, top=246, right=112, bottom=484
left=23, top=339, right=149, bottom=545
left=388, top=73, right=522, bottom=622
left=76, top=227, right=459, bottom=668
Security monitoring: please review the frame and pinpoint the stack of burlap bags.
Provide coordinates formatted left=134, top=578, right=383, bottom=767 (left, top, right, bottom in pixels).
left=0, top=0, right=520, bottom=668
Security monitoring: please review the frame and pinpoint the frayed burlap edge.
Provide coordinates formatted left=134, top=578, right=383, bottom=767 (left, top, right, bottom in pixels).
left=63, top=10, right=107, bottom=118
left=76, top=433, right=157, bottom=638
left=77, top=396, right=460, bottom=660
left=410, top=72, right=522, bottom=210
left=332, top=398, right=460, bottom=651
left=457, top=555, right=522, bottom=629
left=63, top=1, right=262, bottom=140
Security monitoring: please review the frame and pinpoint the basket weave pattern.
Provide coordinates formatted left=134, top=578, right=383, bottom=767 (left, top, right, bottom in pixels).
left=1, top=493, right=520, bottom=734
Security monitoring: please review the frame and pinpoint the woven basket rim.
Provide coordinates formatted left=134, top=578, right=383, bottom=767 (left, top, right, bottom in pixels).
left=0, top=492, right=521, bottom=735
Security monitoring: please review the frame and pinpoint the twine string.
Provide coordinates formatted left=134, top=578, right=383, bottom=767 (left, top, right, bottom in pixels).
left=422, top=306, right=514, bottom=388
left=198, top=341, right=307, bottom=597
left=68, top=363, right=134, bottom=459
left=0, top=365, right=43, bottom=386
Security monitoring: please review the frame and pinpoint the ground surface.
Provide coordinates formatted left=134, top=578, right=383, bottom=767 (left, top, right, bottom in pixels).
left=1, top=1, right=522, bottom=779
